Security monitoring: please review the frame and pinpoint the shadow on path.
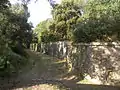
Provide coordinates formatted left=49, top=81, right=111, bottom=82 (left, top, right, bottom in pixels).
left=0, top=50, right=120, bottom=90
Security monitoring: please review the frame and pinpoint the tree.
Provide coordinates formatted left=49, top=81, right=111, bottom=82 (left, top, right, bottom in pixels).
left=62, top=0, right=86, bottom=7
left=34, top=19, right=52, bottom=42
left=0, top=0, right=33, bottom=76
left=48, top=1, right=82, bottom=41
left=8, top=3, right=32, bottom=48
left=73, top=0, right=120, bottom=43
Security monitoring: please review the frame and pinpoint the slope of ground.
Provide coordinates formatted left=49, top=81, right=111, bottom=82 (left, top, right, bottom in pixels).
left=0, top=50, right=120, bottom=90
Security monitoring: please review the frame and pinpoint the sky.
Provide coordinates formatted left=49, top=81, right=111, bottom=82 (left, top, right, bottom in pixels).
left=10, top=0, right=61, bottom=27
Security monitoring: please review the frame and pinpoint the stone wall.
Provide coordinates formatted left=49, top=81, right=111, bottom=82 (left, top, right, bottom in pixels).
left=40, top=41, right=70, bottom=59
left=38, top=41, right=120, bottom=85
left=89, top=42, right=120, bottom=85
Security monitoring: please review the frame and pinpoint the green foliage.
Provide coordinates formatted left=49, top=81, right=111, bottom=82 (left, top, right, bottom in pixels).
left=34, top=0, right=84, bottom=43
left=11, top=44, right=28, bottom=57
left=41, top=1, right=82, bottom=42
left=41, top=30, right=61, bottom=43
left=62, top=0, right=86, bottom=7
left=34, top=19, right=52, bottom=42
left=73, top=0, right=120, bottom=43
left=9, top=3, right=33, bottom=48
left=41, top=0, right=120, bottom=43
left=0, top=0, right=32, bottom=76
left=0, top=47, right=27, bottom=76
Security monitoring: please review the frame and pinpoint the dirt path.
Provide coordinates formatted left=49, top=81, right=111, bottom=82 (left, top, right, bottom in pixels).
left=0, top=50, right=120, bottom=90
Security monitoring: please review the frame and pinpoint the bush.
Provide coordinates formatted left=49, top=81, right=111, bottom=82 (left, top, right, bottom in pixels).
left=11, top=44, right=28, bottom=58
left=0, top=47, right=27, bottom=77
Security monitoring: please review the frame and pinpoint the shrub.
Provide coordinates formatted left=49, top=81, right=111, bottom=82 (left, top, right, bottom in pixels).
left=0, top=47, right=27, bottom=77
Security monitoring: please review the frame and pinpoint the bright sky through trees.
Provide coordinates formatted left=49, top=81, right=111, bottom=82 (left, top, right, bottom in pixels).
left=28, top=0, right=52, bottom=27
left=10, top=0, right=61, bottom=27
